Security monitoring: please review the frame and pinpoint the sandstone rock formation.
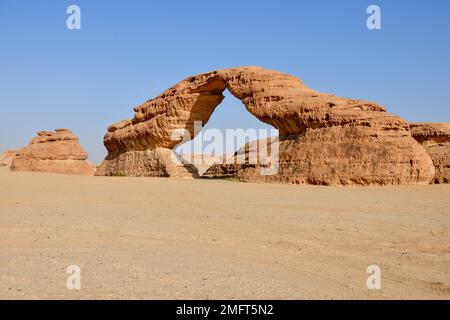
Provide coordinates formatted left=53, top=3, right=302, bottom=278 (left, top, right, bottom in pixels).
left=97, top=67, right=435, bottom=185
left=203, top=138, right=274, bottom=180
left=0, top=150, right=19, bottom=169
left=410, top=123, right=450, bottom=183
left=12, top=129, right=95, bottom=176
left=99, top=147, right=199, bottom=178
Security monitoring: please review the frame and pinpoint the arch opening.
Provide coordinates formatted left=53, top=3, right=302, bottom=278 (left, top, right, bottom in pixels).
left=175, top=90, right=278, bottom=168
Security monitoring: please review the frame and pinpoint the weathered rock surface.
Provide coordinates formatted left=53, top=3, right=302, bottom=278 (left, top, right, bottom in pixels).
left=98, top=66, right=434, bottom=185
left=12, top=129, right=95, bottom=176
left=410, top=123, right=450, bottom=183
left=0, top=150, right=19, bottom=169
left=98, top=147, right=199, bottom=178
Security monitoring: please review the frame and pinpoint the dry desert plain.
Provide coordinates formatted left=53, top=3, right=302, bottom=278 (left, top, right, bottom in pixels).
left=0, top=168, right=449, bottom=299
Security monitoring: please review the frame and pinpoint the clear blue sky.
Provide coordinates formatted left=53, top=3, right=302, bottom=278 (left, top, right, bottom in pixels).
left=1, top=0, right=449, bottom=163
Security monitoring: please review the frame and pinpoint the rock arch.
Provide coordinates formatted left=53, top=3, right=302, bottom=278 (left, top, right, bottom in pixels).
left=96, top=67, right=435, bottom=185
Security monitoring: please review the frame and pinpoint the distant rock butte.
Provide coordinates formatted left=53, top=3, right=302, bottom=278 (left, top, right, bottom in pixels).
left=11, top=128, right=95, bottom=176
left=97, top=66, right=435, bottom=185
left=410, top=123, right=450, bottom=184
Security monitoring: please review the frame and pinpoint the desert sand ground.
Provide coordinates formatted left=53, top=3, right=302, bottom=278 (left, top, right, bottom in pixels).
left=0, top=168, right=449, bottom=300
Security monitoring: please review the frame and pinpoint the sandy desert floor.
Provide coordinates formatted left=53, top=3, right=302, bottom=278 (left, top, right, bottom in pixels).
left=0, top=168, right=449, bottom=300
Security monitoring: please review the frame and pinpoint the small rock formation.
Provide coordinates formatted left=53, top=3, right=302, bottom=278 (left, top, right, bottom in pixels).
left=410, top=123, right=450, bottom=183
left=97, top=67, right=435, bottom=185
left=0, top=150, right=19, bottom=169
left=203, top=138, right=274, bottom=180
left=12, top=128, right=95, bottom=176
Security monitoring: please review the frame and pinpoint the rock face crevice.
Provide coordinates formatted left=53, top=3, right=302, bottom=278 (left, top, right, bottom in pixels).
left=97, top=66, right=435, bottom=185
left=12, top=129, right=95, bottom=176
left=410, top=123, right=450, bottom=184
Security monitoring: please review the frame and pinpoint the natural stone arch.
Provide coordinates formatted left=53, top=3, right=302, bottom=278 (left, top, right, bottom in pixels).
left=102, top=67, right=307, bottom=153
left=96, top=67, right=435, bottom=185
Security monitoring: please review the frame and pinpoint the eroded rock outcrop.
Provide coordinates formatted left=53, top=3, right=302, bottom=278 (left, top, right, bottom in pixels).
left=97, top=67, right=434, bottom=185
left=12, top=129, right=95, bottom=176
left=410, top=123, right=450, bottom=183
left=98, top=147, right=199, bottom=178
left=0, top=150, right=19, bottom=169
